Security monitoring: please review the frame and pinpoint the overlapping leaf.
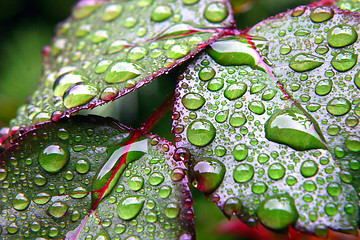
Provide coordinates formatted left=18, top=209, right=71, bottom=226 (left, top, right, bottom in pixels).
left=173, top=5, right=360, bottom=236
left=0, top=116, right=194, bottom=239
left=9, top=0, right=233, bottom=129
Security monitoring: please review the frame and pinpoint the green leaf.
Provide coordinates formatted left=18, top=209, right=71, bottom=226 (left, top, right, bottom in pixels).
left=0, top=115, right=194, bottom=239
left=173, top=6, right=360, bottom=236
left=9, top=0, right=233, bottom=129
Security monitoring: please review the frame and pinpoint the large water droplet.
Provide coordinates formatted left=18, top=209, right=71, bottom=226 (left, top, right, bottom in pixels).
left=257, top=194, right=298, bottom=230
left=148, top=172, right=165, bottom=186
left=48, top=201, right=68, bottom=218
left=229, top=112, right=247, bottom=127
left=300, top=160, right=318, bottom=177
left=327, top=25, right=358, bottom=48
left=224, top=82, right=247, bottom=100
left=63, top=83, right=98, bottom=109
left=182, top=93, right=205, bottom=110
left=326, top=97, right=351, bottom=116
left=104, top=61, right=142, bottom=84
left=151, top=5, right=173, bottom=22
left=327, top=182, right=342, bottom=197
left=268, top=163, right=285, bottom=180
left=310, top=6, right=334, bottom=23
left=199, top=66, right=215, bottom=81
left=232, top=144, right=248, bottom=161
left=215, top=110, right=229, bottom=123
left=315, top=79, right=332, bottom=96
left=53, top=73, right=87, bottom=97
left=102, top=4, right=123, bottom=21
left=289, top=53, right=324, bottom=72
left=345, top=135, right=360, bottom=152
left=191, top=157, right=225, bottom=194
left=12, top=193, right=30, bottom=211
left=38, top=145, right=70, bottom=173
left=166, top=44, right=190, bottom=59
left=204, top=2, right=228, bottom=23
left=265, top=107, right=326, bottom=151
left=164, top=203, right=180, bottom=218
left=187, top=119, right=216, bottom=147
left=128, top=47, right=148, bottom=61
left=128, top=175, right=144, bottom=191
left=117, top=196, right=145, bottom=220
left=233, top=163, right=254, bottom=183
left=331, top=51, right=358, bottom=72
left=248, top=101, right=265, bottom=115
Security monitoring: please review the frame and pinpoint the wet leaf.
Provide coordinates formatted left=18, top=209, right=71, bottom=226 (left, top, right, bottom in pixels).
left=173, top=6, right=360, bottom=236
left=0, top=115, right=194, bottom=239
left=338, top=0, right=360, bottom=12
left=9, top=0, right=233, bottom=128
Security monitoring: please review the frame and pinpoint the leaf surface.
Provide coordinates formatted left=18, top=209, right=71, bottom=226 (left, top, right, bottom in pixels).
left=0, top=115, right=194, bottom=239
left=173, top=5, right=360, bottom=236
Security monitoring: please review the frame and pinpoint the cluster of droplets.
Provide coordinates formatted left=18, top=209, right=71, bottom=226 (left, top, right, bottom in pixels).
left=9, top=0, right=232, bottom=129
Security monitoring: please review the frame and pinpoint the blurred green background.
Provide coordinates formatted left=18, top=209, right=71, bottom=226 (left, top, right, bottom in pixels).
left=0, top=0, right=313, bottom=239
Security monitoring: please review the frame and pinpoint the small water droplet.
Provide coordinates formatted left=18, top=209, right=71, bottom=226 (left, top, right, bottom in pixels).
left=232, top=144, right=248, bottom=161
left=0, top=168, right=7, bottom=181
left=326, top=182, right=342, bottom=197
left=280, top=44, right=292, bottom=55
left=331, top=51, right=358, bottom=72
left=101, top=87, right=119, bottom=101
left=223, top=197, right=242, bottom=217
left=310, top=6, right=334, bottom=23
left=199, top=66, right=215, bottom=81
left=326, top=97, right=351, bottom=116
left=187, top=119, right=216, bottom=147
left=166, top=44, right=190, bottom=59
left=76, top=24, right=91, bottom=37
left=128, top=175, right=144, bottom=191
left=327, top=25, right=358, bottom=48
left=117, top=196, right=145, bottom=220
left=151, top=5, right=173, bottom=22
left=91, top=30, right=109, bottom=43
left=324, top=202, right=338, bottom=216
left=63, top=83, right=98, bottom=109
left=345, top=135, right=360, bottom=152
left=104, top=61, right=142, bottom=84
left=191, top=157, right=225, bottom=194
left=233, top=163, right=254, bottom=183
left=292, top=6, right=306, bottom=17
left=204, top=2, right=228, bottom=23
left=315, top=79, right=332, bottom=96
left=128, top=47, right=148, bottom=61
left=102, top=4, right=123, bottom=21
left=48, top=201, right=68, bottom=218
left=73, top=3, right=99, bottom=19
left=257, top=194, right=298, bottom=230
left=229, top=112, right=247, bottom=127
left=95, top=60, right=112, bottom=74
left=268, top=163, right=285, bottom=180
left=108, top=40, right=130, bottom=54
left=300, top=160, right=318, bottom=177
left=262, top=89, right=277, bottom=101
left=159, top=185, right=172, bottom=198
left=38, top=145, right=70, bottom=173
left=182, top=93, right=205, bottom=110
left=224, top=82, right=247, bottom=100
left=252, top=181, right=267, bottom=194
left=70, top=186, right=88, bottom=199
left=75, top=159, right=90, bottom=174
left=289, top=53, right=324, bottom=72
left=148, top=172, right=164, bottom=186
left=53, top=73, right=87, bottom=97
left=33, top=192, right=51, bottom=205
left=215, top=110, right=229, bottom=123
left=248, top=101, right=265, bottom=115
left=164, top=203, right=180, bottom=218
left=171, top=168, right=185, bottom=181
left=12, top=193, right=30, bottom=211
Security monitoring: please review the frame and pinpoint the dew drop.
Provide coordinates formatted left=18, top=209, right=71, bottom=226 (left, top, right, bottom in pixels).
left=324, top=203, right=338, bottom=216
left=73, top=3, right=99, bottom=19
left=268, top=163, right=285, bottom=180
left=48, top=201, right=68, bottom=218
left=300, top=160, right=318, bottom=177
left=75, top=159, right=90, bottom=174
left=326, top=182, right=342, bottom=197
left=91, top=30, right=109, bottom=43
left=248, top=101, right=265, bottom=115
left=215, top=110, right=229, bottom=123
left=100, top=87, right=119, bottom=101
left=199, top=66, right=215, bottom=81
left=117, top=196, right=145, bottom=220
left=63, top=83, right=98, bottom=109
left=0, top=168, right=7, bottom=181
left=70, top=186, right=88, bottom=199
left=224, top=82, right=247, bottom=100
left=331, top=51, right=358, bottom=72
left=166, top=44, right=190, bottom=59
left=289, top=53, right=324, bottom=72
left=326, top=97, right=351, bottom=116
left=95, top=60, right=112, bottom=74
left=204, top=2, right=228, bottom=23
left=229, top=112, right=247, bottom=127
left=233, top=163, right=254, bottom=183
left=191, top=157, right=225, bottom=194
left=33, top=192, right=51, bottom=205
left=187, top=119, right=216, bottom=147
left=252, top=181, right=268, bottom=194
left=345, top=135, right=360, bottom=152
left=354, top=72, right=360, bottom=89
left=223, top=197, right=242, bottom=217
left=164, top=203, right=180, bottom=218
left=257, top=194, right=298, bottom=230
left=53, top=72, right=87, bottom=97
left=310, top=6, right=334, bottom=23
left=257, top=153, right=270, bottom=164
left=159, top=185, right=172, bottom=198
left=292, top=6, right=306, bottom=17
left=128, top=47, right=148, bottom=61
left=38, top=145, right=70, bottom=173
left=182, top=93, right=205, bottom=110
left=102, top=4, right=123, bottom=21
left=151, top=5, right=173, bottom=22
left=265, top=108, right=326, bottom=151
left=148, top=172, right=164, bottom=186
left=76, top=24, right=91, bottom=37
left=262, top=89, right=277, bottom=101
left=108, top=40, right=130, bottom=54
left=232, top=144, right=248, bottom=161
left=315, top=79, right=332, bottom=96
left=128, top=175, right=144, bottom=191
left=104, top=61, right=142, bottom=84
left=327, top=25, right=358, bottom=48
left=182, top=0, right=199, bottom=4
left=12, top=193, right=30, bottom=211
left=280, top=44, right=292, bottom=55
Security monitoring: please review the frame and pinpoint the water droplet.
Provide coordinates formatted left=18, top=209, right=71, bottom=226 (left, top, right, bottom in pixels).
left=280, top=44, right=292, bottom=55
left=257, top=153, right=270, bottom=164
left=48, top=201, right=68, bottom=218
left=12, top=193, right=30, bottom=211
left=128, top=47, right=148, bottom=61
left=182, top=0, right=199, bottom=4
left=327, top=25, right=358, bottom=48
left=292, top=6, right=306, bottom=17
left=252, top=181, right=267, bottom=194
left=151, top=5, right=173, bottom=22
left=91, top=30, right=109, bottom=43
left=76, top=24, right=91, bottom=37
left=95, top=60, right=112, bottom=74
left=108, top=40, right=130, bottom=54
left=262, top=89, right=277, bottom=101
left=182, top=93, right=205, bottom=110
left=173, top=147, right=190, bottom=162
left=159, top=185, right=172, bottom=198
left=38, top=145, right=70, bottom=173
left=33, top=192, right=51, bottom=205
left=101, top=87, right=119, bottom=101
left=102, top=4, right=123, bottom=21
left=117, top=196, right=145, bottom=220
left=345, top=135, right=360, bottom=152
left=187, top=119, right=216, bottom=147
left=199, top=66, right=215, bottom=81
left=224, top=82, right=247, bottom=100
left=310, top=6, right=334, bottom=23
left=232, top=144, right=248, bottom=161
left=248, top=101, right=265, bottom=115
left=75, top=159, right=90, bottom=174
left=229, top=112, right=247, bottom=127
left=315, top=79, right=332, bottom=96
left=166, top=44, right=190, bottom=59
left=204, top=2, right=228, bottom=23
left=268, top=163, right=285, bottom=180
left=70, top=186, right=88, bottom=199
left=34, top=174, right=47, bottom=186
left=6, top=223, right=19, bottom=234
left=0, top=168, right=7, bottom=181
left=207, top=36, right=265, bottom=69
left=148, top=172, right=164, bottom=186
left=128, top=175, right=144, bottom=191
left=300, top=160, right=318, bottom=177
left=289, top=53, right=324, bottom=72
left=265, top=108, right=326, bottom=151
left=104, top=61, right=142, bottom=84
left=257, top=194, right=298, bottom=230
left=250, top=83, right=266, bottom=94
left=331, top=51, right=358, bottom=72
left=326, top=97, right=351, bottom=116
left=233, top=163, right=254, bottom=183
left=324, top=202, right=338, bottom=216
left=191, top=157, right=225, bottom=194
left=53, top=73, right=87, bottom=97
left=157, top=23, right=200, bottom=39
left=164, top=203, right=180, bottom=218
left=327, top=182, right=342, bottom=197
left=57, top=128, right=69, bottom=140
left=63, top=83, right=98, bottom=109
left=315, top=45, right=329, bottom=55
left=73, top=3, right=99, bottom=19
left=223, top=197, right=242, bottom=217
left=215, top=110, right=229, bottom=123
